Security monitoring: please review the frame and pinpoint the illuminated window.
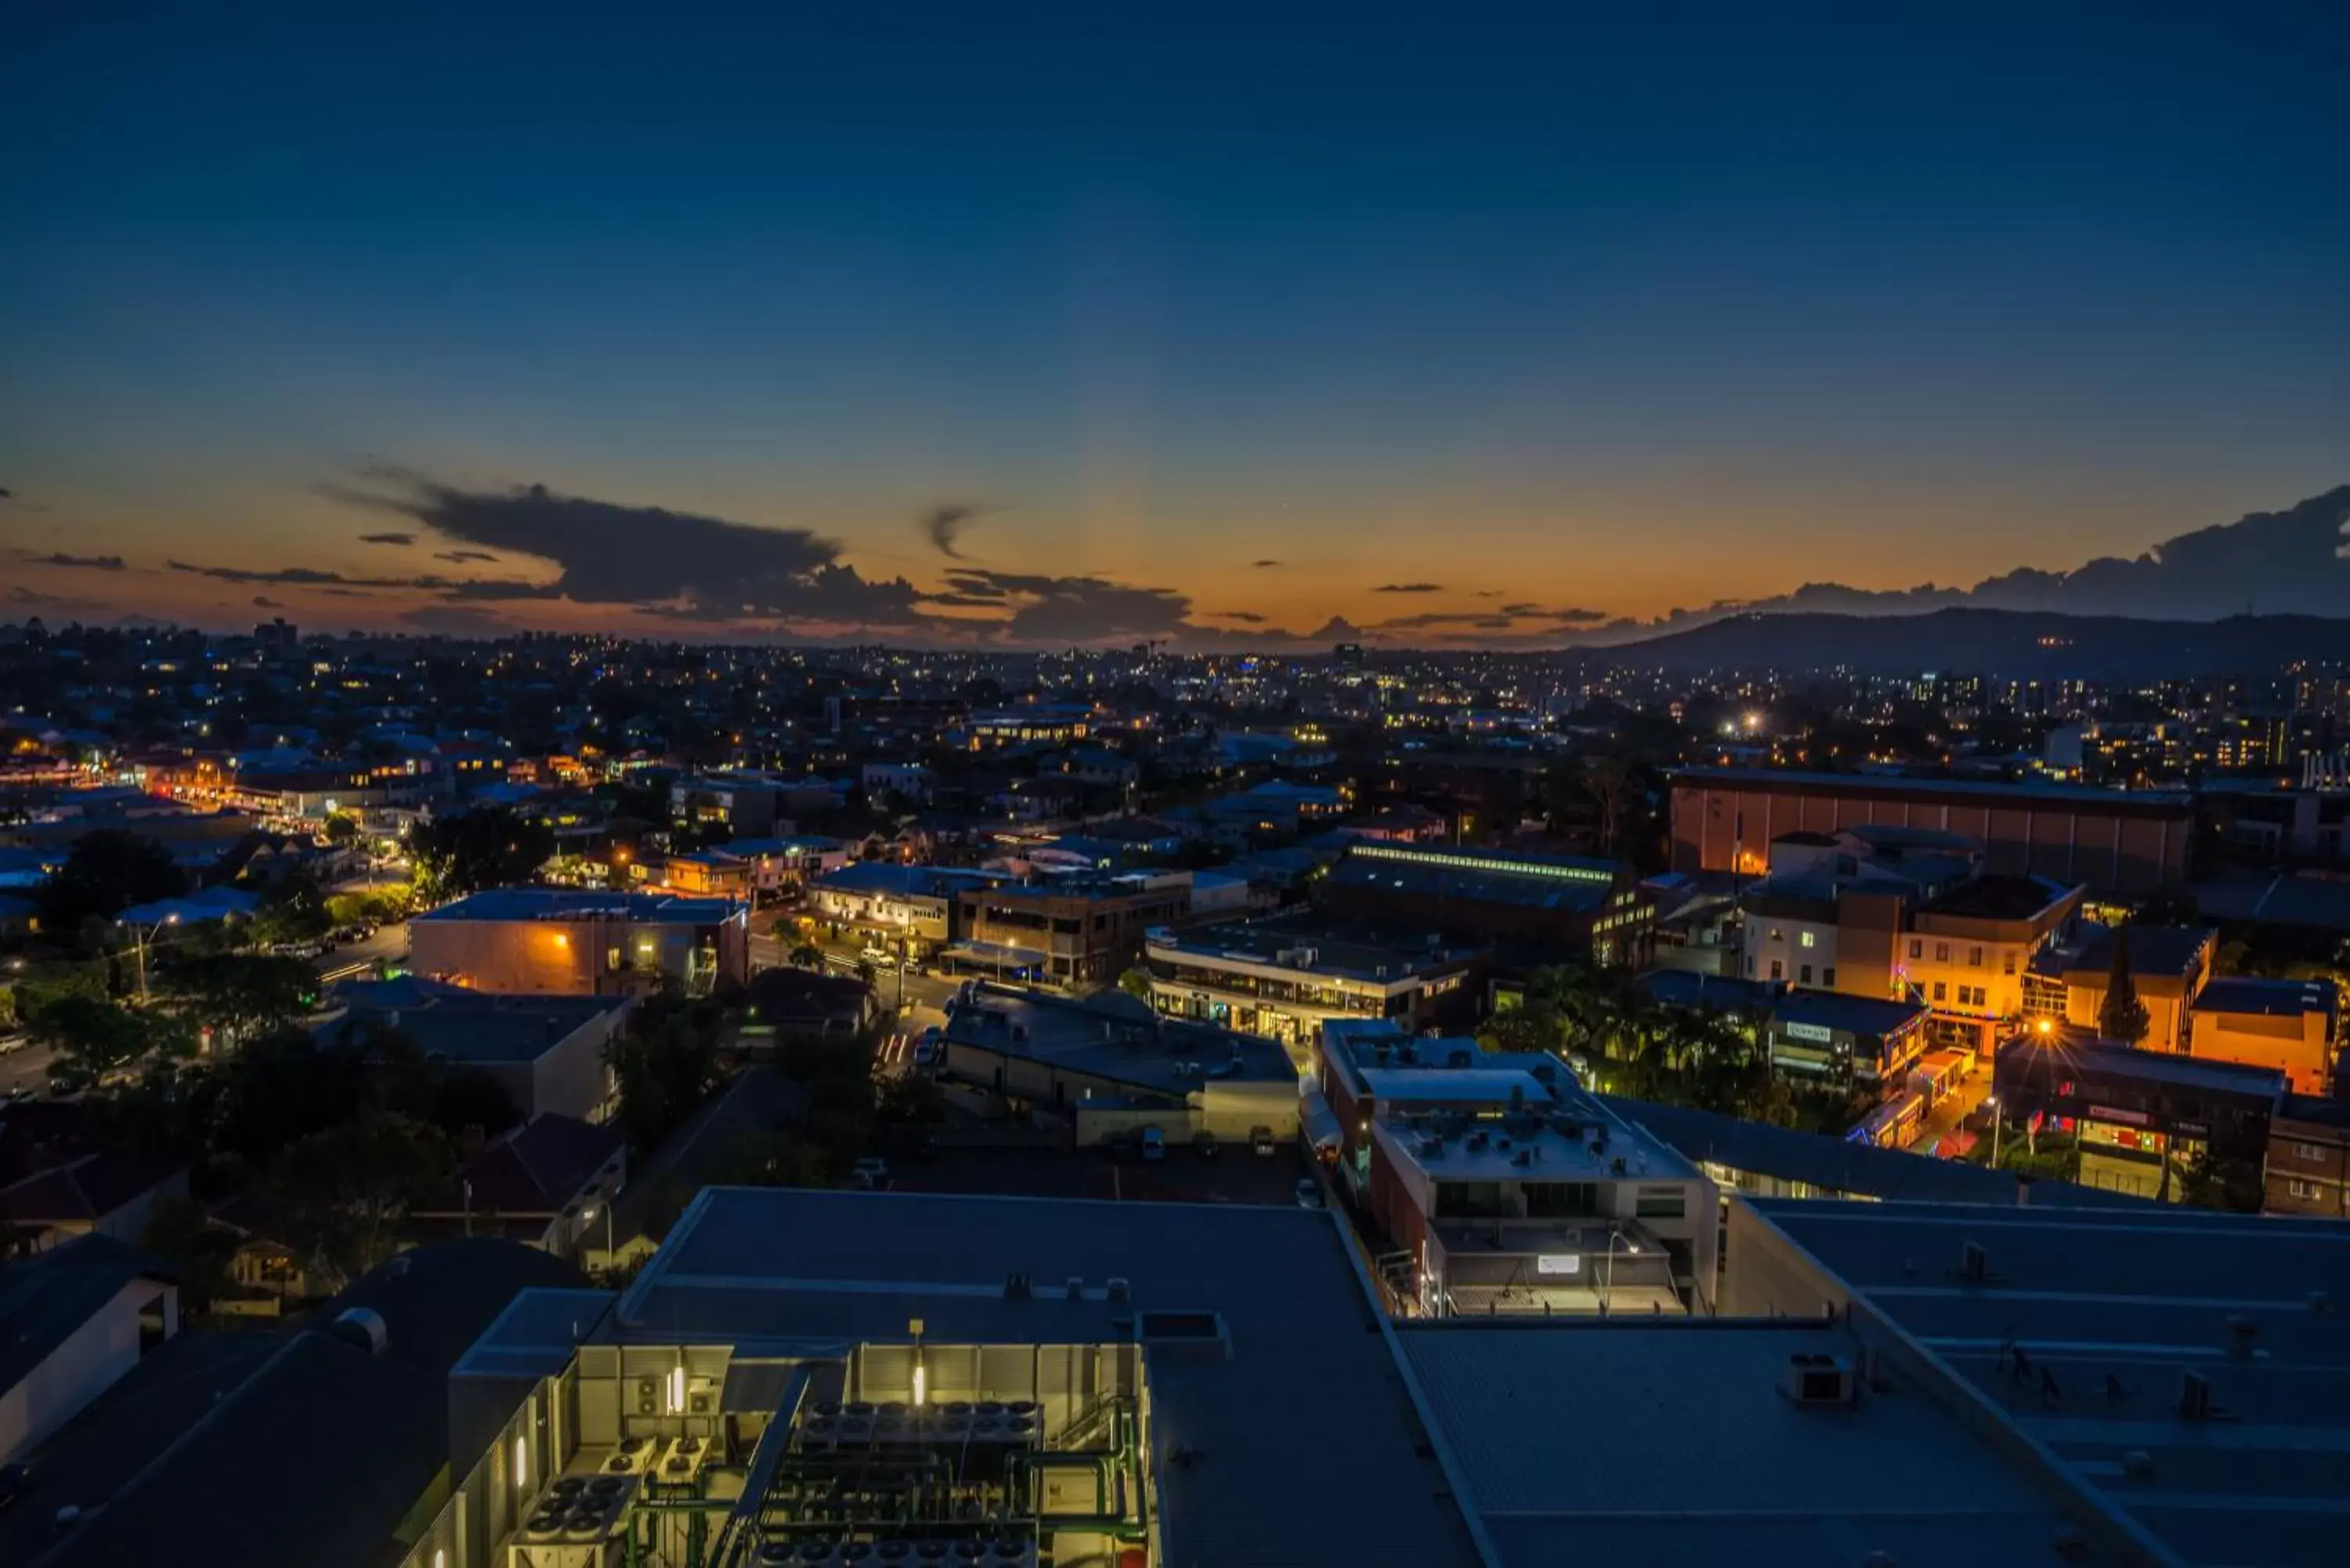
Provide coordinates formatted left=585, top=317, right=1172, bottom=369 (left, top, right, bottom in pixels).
left=1799, top=931, right=1817, bottom=948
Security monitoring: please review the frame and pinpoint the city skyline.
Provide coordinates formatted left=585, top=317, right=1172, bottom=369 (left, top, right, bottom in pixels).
left=5, top=5, right=2347, bottom=644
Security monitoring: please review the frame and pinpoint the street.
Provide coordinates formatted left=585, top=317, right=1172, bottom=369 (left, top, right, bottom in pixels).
left=0, top=1039, right=59, bottom=1100
left=316, top=920, right=411, bottom=984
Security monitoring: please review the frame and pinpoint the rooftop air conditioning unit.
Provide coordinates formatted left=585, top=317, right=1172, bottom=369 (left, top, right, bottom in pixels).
left=1781, top=1353, right=1856, bottom=1407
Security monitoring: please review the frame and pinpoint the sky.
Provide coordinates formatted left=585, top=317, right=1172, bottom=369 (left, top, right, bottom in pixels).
left=2, top=2, right=2347, bottom=646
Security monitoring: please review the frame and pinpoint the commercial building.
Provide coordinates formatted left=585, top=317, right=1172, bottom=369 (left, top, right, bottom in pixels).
left=1728, top=1197, right=2350, bottom=1568
left=1762, top=991, right=1931, bottom=1090
left=808, top=862, right=1008, bottom=951
left=1903, top=874, right=2084, bottom=1049
left=1141, top=911, right=1483, bottom=1055
left=321, top=977, right=635, bottom=1122
left=939, top=984, right=1298, bottom=1146
left=1320, top=1019, right=1719, bottom=1315
left=1672, top=766, right=2193, bottom=893
left=2022, top=923, right=2217, bottom=1055
left=1321, top=841, right=1655, bottom=966
left=1992, top=1028, right=2286, bottom=1200
left=955, top=880, right=1188, bottom=986
left=410, top=888, right=749, bottom=997
left=2188, top=975, right=2340, bottom=1095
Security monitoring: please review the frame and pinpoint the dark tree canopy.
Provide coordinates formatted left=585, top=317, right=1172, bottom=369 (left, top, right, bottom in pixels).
left=408, top=806, right=556, bottom=902
left=39, top=829, right=186, bottom=929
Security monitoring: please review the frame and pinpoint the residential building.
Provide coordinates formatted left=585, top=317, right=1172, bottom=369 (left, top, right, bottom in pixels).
left=1321, top=841, right=1655, bottom=966
left=1992, top=1027, right=2285, bottom=1199
left=722, top=834, right=850, bottom=895
left=859, top=759, right=935, bottom=804
left=660, top=849, right=754, bottom=899
left=316, top=977, right=635, bottom=1123
left=0, top=1236, right=178, bottom=1463
left=1672, top=766, right=2194, bottom=892
left=953, top=879, right=1188, bottom=985
left=409, top=888, right=748, bottom=997
left=2188, top=976, right=2340, bottom=1095
left=413, top=1115, right=628, bottom=1259
left=670, top=771, right=808, bottom=836
left=938, top=983, right=1298, bottom=1145
left=2265, top=1094, right=2350, bottom=1218
left=1, top=1151, right=188, bottom=1255
left=1142, top=911, right=1483, bottom=1056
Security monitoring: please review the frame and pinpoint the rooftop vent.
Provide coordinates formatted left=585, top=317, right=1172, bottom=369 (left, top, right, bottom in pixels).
left=1959, top=1241, right=1988, bottom=1283
left=1105, top=1277, right=1131, bottom=1303
left=1781, top=1353, right=1856, bottom=1407
left=2178, top=1369, right=2212, bottom=1421
left=1003, top=1273, right=1032, bottom=1301
left=328, top=1306, right=389, bottom=1357
left=1065, top=1277, right=1086, bottom=1301
left=2224, top=1314, right=2258, bottom=1359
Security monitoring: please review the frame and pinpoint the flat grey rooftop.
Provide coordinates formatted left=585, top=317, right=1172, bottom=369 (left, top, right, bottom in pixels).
left=1395, top=1318, right=2126, bottom=1568
left=1752, top=1198, right=2350, bottom=1568
left=943, top=984, right=1296, bottom=1096
left=614, top=1187, right=1478, bottom=1568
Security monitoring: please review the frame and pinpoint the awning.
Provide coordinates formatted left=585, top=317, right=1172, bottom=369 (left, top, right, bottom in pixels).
left=942, top=939, right=1050, bottom=969
left=1299, top=1086, right=1343, bottom=1152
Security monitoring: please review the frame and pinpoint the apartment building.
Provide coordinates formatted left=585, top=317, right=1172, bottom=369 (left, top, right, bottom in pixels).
left=1143, top=912, right=1482, bottom=1056
left=1901, top=875, right=2084, bottom=1050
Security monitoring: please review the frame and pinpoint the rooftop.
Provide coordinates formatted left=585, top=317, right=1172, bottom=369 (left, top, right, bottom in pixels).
left=415, top=887, right=744, bottom=923
left=317, top=977, right=631, bottom=1063
left=1374, top=1098, right=1700, bottom=1184
left=2191, top=975, right=2339, bottom=1022
left=1768, top=990, right=1929, bottom=1040
left=1146, top=909, right=1484, bottom=982
left=1329, top=842, right=1624, bottom=913
left=0, top=1235, right=172, bottom=1400
left=610, top=1186, right=1477, bottom=1568
left=1674, top=765, right=2193, bottom=811
left=1996, top=1032, right=2289, bottom=1101
left=942, top=983, right=1296, bottom=1098
left=1396, top=1318, right=2133, bottom=1568
left=1750, top=1198, right=2350, bottom=1568
left=2029, top=923, right=2215, bottom=982
left=1915, top=873, right=2079, bottom=923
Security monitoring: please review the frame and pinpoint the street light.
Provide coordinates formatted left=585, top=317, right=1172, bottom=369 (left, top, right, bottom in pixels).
left=131, top=912, right=179, bottom=1003
left=1985, top=1094, right=2004, bottom=1172
left=581, top=1203, right=615, bottom=1270
left=1602, top=1230, right=1641, bottom=1314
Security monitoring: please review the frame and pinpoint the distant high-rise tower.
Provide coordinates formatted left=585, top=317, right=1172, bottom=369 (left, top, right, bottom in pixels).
left=253, top=616, right=298, bottom=649
left=1332, top=641, right=1365, bottom=670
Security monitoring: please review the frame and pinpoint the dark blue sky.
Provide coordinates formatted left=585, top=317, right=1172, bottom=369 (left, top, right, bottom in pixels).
left=3, top=3, right=2345, bottom=642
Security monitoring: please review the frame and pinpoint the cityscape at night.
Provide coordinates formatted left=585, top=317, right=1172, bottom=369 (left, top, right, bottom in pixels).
left=2, top=6, right=2347, bottom=1568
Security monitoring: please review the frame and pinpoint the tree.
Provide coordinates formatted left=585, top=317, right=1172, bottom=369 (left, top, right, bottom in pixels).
left=1116, top=965, right=1154, bottom=1001
left=38, top=829, right=186, bottom=930
left=142, top=1194, right=237, bottom=1313
left=789, top=941, right=824, bottom=971
left=204, top=1028, right=371, bottom=1169
left=268, top=1114, right=454, bottom=1290
left=162, top=953, right=316, bottom=1044
left=604, top=999, right=723, bottom=1151
left=2098, top=927, right=2152, bottom=1045
left=407, top=807, right=556, bottom=904
left=27, top=994, right=154, bottom=1078
left=1579, top=757, right=1640, bottom=857
left=323, top=812, right=362, bottom=847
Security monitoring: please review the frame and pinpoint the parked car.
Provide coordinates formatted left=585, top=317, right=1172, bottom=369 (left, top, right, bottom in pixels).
left=1139, top=1126, right=1165, bottom=1162
left=1249, top=1125, right=1276, bottom=1158
left=848, top=1157, right=890, bottom=1189
left=1295, top=1178, right=1325, bottom=1210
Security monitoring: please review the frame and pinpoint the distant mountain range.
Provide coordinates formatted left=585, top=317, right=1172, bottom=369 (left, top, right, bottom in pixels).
left=1601, top=607, right=2350, bottom=677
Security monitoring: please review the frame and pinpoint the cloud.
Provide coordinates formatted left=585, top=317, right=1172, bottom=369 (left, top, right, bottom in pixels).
left=942, top=569, right=1191, bottom=642
left=1499, top=603, right=1607, bottom=623
left=436, top=549, right=498, bottom=563
left=1373, top=582, right=1443, bottom=594
left=358, top=531, right=416, bottom=546
left=1578, top=485, right=2350, bottom=646
left=167, top=560, right=515, bottom=591
left=324, top=471, right=924, bottom=625
left=0, top=487, right=12, bottom=500
left=922, top=504, right=989, bottom=559
left=9, top=585, right=97, bottom=610
left=18, top=551, right=126, bottom=571
left=1372, top=610, right=1517, bottom=632
left=251, top=596, right=284, bottom=609
left=1209, top=610, right=1268, bottom=623
left=399, top=605, right=513, bottom=636
left=1252, top=559, right=1283, bottom=569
